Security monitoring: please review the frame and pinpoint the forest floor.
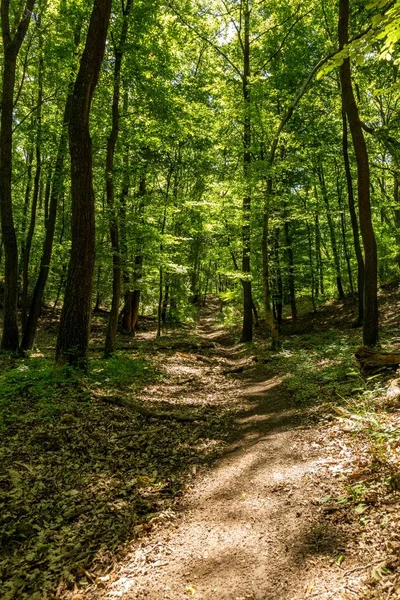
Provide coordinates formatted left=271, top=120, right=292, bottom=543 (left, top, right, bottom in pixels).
left=1, top=292, right=400, bottom=599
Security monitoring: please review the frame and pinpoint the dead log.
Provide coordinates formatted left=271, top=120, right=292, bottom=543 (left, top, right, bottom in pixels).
left=355, top=346, right=400, bottom=369
left=93, top=394, right=205, bottom=422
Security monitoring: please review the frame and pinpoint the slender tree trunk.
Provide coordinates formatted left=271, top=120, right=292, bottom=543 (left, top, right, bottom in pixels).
left=273, top=227, right=283, bottom=325
left=284, top=217, right=297, bottom=323
left=240, top=1, right=253, bottom=342
left=318, top=163, right=345, bottom=300
left=394, top=173, right=400, bottom=228
left=119, top=93, right=133, bottom=334
left=338, top=186, right=354, bottom=295
left=161, top=282, right=169, bottom=324
left=21, top=18, right=43, bottom=329
left=303, top=197, right=317, bottom=313
left=20, top=150, right=33, bottom=276
left=104, top=0, right=133, bottom=357
left=315, top=210, right=324, bottom=297
left=339, top=0, right=378, bottom=346
left=21, top=27, right=81, bottom=351
left=0, top=0, right=35, bottom=350
left=157, top=203, right=168, bottom=338
left=131, top=171, right=146, bottom=332
left=262, top=190, right=280, bottom=348
left=56, top=0, right=112, bottom=366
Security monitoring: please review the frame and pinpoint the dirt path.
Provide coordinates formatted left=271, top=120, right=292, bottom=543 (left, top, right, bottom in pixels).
left=84, top=305, right=389, bottom=600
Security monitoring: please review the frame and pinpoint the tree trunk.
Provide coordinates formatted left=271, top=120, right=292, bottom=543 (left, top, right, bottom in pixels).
left=104, top=0, right=133, bottom=357
left=315, top=210, right=324, bottom=297
left=21, top=17, right=43, bottom=330
left=318, top=163, right=345, bottom=301
left=0, top=0, right=35, bottom=350
left=284, top=217, right=297, bottom=323
left=240, top=1, right=253, bottom=342
left=20, top=149, right=33, bottom=277
left=262, top=188, right=280, bottom=348
left=56, top=0, right=112, bottom=366
left=342, top=109, right=364, bottom=325
left=21, top=26, right=81, bottom=351
left=339, top=0, right=378, bottom=346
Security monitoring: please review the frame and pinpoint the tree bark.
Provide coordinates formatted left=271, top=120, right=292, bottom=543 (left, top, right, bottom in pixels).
left=342, top=109, right=364, bottom=325
left=21, top=15, right=43, bottom=330
left=56, top=0, right=112, bottom=366
left=104, top=0, right=133, bottom=357
left=240, top=0, right=253, bottom=342
left=0, top=0, right=35, bottom=350
left=339, top=0, right=378, bottom=346
left=21, top=26, right=81, bottom=351
left=284, top=217, right=297, bottom=323
left=318, top=163, right=345, bottom=301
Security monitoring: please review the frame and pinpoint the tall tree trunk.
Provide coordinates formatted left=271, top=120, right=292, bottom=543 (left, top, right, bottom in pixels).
left=339, top=0, right=378, bottom=346
left=240, top=1, right=253, bottom=342
left=303, top=197, right=317, bottom=313
left=315, top=210, right=324, bottom=297
left=104, top=0, right=133, bottom=357
left=130, top=172, right=146, bottom=332
left=341, top=106, right=365, bottom=324
left=21, top=26, right=81, bottom=351
left=318, top=163, right=345, bottom=300
left=119, top=92, right=133, bottom=334
left=20, top=149, right=33, bottom=277
left=284, top=217, right=297, bottom=323
left=157, top=202, right=168, bottom=338
left=56, top=0, right=112, bottom=366
left=273, top=226, right=283, bottom=325
left=262, top=188, right=280, bottom=348
left=338, top=185, right=354, bottom=295
left=21, top=15, right=43, bottom=329
left=0, top=0, right=35, bottom=350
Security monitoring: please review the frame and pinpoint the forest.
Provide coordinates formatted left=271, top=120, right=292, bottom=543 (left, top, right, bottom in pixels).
left=1, top=0, right=400, bottom=598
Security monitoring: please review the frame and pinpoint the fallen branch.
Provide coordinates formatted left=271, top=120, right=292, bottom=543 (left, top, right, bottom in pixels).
left=343, top=558, right=386, bottom=576
left=94, top=394, right=205, bottom=422
left=355, top=346, right=400, bottom=369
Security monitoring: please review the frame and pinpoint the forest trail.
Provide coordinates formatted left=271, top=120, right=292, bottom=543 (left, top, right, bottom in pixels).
left=85, top=301, right=384, bottom=600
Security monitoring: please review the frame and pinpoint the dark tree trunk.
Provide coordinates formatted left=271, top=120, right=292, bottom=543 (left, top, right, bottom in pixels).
left=273, top=227, right=283, bottom=326
left=318, top=163, right=345, bottom=301
left=56, top=0, right=112, bottom=366
left=240, top=1, right=253, bottom=342
left=157, top=203, right=168, bottom=338
left=315, top=211, right=324, bottom=297
left=21, top=18, right=43, bottom=329
left=21, top=27, right=81, bottom=351
left=161, top=283, right=169, bottom=324
left=342, top=109, right=364, bottom=326
left=284, top=218, right=297, bottom=323
left=339, top=0, right=378, bottom=346
left=338, top=185, right=354, bottom=295
left=20, top=150, right=33, bottom=277
left=104, top=0, right=133, bottom=357
left=0, top=0, right=35, bottom=350
left=262, top=194, right=280, bottom=348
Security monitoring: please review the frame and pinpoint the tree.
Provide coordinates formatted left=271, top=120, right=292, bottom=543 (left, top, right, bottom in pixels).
left=0, top=0, right=35, bottom=350
left=339, top=0, right=379, bottom=347
left=56, top=0, right=112, bottom=366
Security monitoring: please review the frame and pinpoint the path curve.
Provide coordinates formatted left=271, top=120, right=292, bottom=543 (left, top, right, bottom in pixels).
left=85, top=303, right=373, bottom=600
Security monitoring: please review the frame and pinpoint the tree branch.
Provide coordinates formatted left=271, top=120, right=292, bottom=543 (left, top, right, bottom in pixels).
left=166, top=1, right=243, bottom=80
